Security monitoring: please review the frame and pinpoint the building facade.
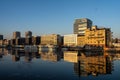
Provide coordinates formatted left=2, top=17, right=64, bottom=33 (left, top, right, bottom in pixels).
left=41, top=34, right=61, bottom=45
left=0, top=35, right=3, bottom=40
left=77, top=35, right=85, bottom=47
left=32, top=36, right=40, bottom=45
left=0, top=40, right=3, bottom=46
left=13, top=31, right=21, bottom=39
left=85, top=26, right=112, bottom=47
left=25, top=31, right=32, bottom=38
left=64, top=34, right=77, bottom=46
left=76, top=26, right=112, bottom=48
left=74, top=18, right=92, bottom=35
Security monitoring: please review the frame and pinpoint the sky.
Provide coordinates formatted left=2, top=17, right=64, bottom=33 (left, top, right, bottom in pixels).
left=0, top=0, right=120, bottom=39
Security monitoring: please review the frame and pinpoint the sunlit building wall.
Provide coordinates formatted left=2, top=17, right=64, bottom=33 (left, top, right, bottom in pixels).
left=41, top=34, right=61, bottom=45
left=112, top=43, right=120, bottom=48
left=64, top=34, right=77, bottom=46
left=77, top=35, right=85, bottom=47
left=85, top=26, right=112, bottom=47
left=3, top=39, right=9, bottom=45
left=0, top=40, right=3, bottom=45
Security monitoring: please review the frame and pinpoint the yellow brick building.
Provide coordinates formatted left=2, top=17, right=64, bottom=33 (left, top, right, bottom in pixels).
left=77, top=26, right=112, bottom=48
left=77, top=35, right=85, bottom=47
left=85, top=26, right=112, bottom=47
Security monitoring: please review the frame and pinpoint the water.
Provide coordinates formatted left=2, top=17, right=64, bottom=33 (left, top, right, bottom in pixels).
left=0, top=48, right=120, bottom=80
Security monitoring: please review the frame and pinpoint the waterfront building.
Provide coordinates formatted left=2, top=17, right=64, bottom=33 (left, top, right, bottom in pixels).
left=10, top=39, right=16, bottom=46
left=74, top=18, right=92, bottom=35
left=32, top=36, right=40, bottom=45
left=85, top=26, right=112, bottom=47
left=0, top=39, right=9, bottom=46
left=3, top=39, right=9, bottom=45
left=25, top=37, right=32, bottom=45
left=25, top=31, right=32, bottom=38
left=41, top=34, right=62, bottom=46
left=15, top=38, right=25, bottom=45
left=0, top=35, right=3, bottom=40
left=77, top=35, right=85, bottom=47
left=0, top=40, right=3, bottom=45
left=112, top=43, right=120, bottom=48
left=64, top=34, right=77, bottom=46
left=25, top=31, right=32, bottom=45
left=13, top=31, right=21, bottom=39
left=112, top=38, right=120, bottom=47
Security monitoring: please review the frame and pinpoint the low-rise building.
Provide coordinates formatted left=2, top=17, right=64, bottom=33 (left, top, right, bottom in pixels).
left=112, top=43, right=120, bottom=48
left=64, top=34, right=77, bottom=46
left=0, top=40, right=3, bottom=45
left=85, top=26, right=112, bottom=47
left=77, top=35, right=85, bottom=47
left=32, top=36, right=40, bottom=45
left=41, top=34, right=61, bottom=46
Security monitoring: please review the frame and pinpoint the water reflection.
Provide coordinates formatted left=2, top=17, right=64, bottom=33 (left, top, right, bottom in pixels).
left=74, top=52, right=112, bottom=77
left=9, top=49, right=40, bottom=62
left=39, top=51, right=62, bottom=62
left=0, top=48, right=120, bottom=80
left=63, top=51, right=112, bottom=77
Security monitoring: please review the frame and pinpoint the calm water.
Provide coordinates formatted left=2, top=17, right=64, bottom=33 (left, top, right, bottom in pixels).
left=0, top=48, right=120, bottom=80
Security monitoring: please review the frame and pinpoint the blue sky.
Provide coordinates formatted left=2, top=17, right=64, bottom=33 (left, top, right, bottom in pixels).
left=0, top=0, right=120, bottom=39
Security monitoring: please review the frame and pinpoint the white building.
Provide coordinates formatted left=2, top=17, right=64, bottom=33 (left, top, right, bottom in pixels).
left=64, top=34, right=77, bottom=46
left=112, top=43, right=120, bottom=48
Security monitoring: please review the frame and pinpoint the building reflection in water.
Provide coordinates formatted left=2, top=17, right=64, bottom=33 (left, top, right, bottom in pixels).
left=64, top=51, right=78, bottom=63
left=64, top=51, right=113, bottom=77
left=1, top=48, right=120, bottom=78
left=0, top=48, right=8, bottom=56
left=39, top=50, right=62, bottom=62
left=0, top=48, right=9, bottom=60
left=9, top=49, right=40, bottom=62
left=4, top=48, right=63, bottom=62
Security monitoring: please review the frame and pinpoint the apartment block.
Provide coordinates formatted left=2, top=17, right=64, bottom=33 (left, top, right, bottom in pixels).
left=13, top=31, right=21, bottom=39
left=77, top=35, right=85, bottom=47
left=41, top=34, right=61, bottom=46
left=85, top=26, right=112, bottom=47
